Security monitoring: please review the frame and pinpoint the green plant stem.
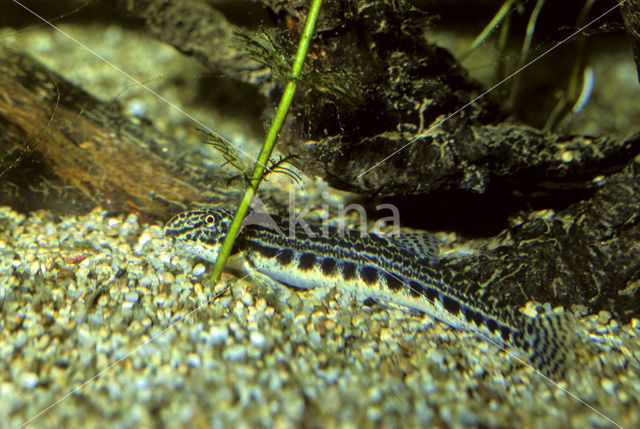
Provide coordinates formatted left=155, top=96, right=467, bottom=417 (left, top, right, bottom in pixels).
left=460, top=0, right=517, bottom=60
left=209, top=0, right=323, bottom=284
left=507, top=0, right=545, bottom=109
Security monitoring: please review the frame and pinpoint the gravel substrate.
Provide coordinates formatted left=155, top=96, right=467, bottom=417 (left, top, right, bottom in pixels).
left=0, top=206, right=638, bottom=428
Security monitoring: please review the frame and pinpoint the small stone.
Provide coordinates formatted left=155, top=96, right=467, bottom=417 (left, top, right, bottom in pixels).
left=427, top=349, right=445, bottom=366
left=15, top=331, right=27, bottom=348
left=29, top=260, right=41, bottom=276
left=125, top=291, right=139, bottom=303
left=125, top=213, right=139, bottom=225
left=368, top=386, right=382, bottom=402
left=162, top=272, right=175, bottom=285
left=366, top=407, right=382, bottom=422
left=209, top=326, right=229, bottom=344
left=598, top=310, right=612, bottom=325
left=560, top=151, right=574, bottom=162
left=240, top=290, right=254, bottom=307
left=223, top=345, right=246, bottom=362
left=380, top=328, right=392, bottom=342
left=192, top=264, right=206, bottom=277
left=137, top=231, right=153, bottom=248
left=154, top=293, right=166, bottom=306
left=186, top=353, right=201, bottom=369
left=0, top=343, right=15, bottom=358
left=250, top=331, right=266, bottom=349
left=601, top=378, right=616, bottom=395
left=308, top=331, right=322, bottom=345
left=44, top=222, right=57, bottom=236
left=255, top=298, right=267, bottom=312
left=139, top=272, right=157, bottom=287
left=18, top=372, right=38, bottom=390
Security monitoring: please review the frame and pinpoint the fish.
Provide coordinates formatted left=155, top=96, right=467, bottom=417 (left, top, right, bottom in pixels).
left=164, top=208, right=575, bottom=378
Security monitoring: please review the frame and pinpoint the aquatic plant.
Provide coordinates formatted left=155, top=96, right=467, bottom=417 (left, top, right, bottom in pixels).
left=208, top=0, right=324, bottom=283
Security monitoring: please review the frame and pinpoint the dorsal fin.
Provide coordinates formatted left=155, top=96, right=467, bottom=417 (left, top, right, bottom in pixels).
left=387, top=232, right=440, bottom=261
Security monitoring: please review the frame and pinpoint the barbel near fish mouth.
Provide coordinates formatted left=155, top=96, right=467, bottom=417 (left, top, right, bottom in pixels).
left=164, top=207, right=576, bottom=378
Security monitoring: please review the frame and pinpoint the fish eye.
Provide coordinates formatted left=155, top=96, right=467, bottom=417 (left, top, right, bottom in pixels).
left=205, top=215, right=215, bottom=224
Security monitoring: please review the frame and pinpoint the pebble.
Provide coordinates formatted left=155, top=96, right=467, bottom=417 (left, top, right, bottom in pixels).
left=598, top=310, right=612, bottom=325
left=223, top=345, right=247, bottom=362
left=17, top=372, right=39, bottom=390
left=250, top=331, right=266, bottom=349
left=186, top=353, right=201, bottom=369
left=601, top=378, right=616, bottom=395
left=139, top=271, right=157, bottom=287
left=192, top=264, right=206, bottom=277
left=154, top=293, right=166, bottom=306
left=125, top=291, right=139, bottom=303
left=209, top=326, right=229, bottom=344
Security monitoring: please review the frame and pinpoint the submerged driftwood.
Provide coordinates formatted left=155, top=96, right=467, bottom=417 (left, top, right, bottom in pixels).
left=112, top=1, right=640, bottom=197
left=0, top=46, right=232, bottom=222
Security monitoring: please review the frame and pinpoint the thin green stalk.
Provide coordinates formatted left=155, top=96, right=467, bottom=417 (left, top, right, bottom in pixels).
left=507, top=0, right=545, bottom=109
left=494, top=6, right=513, bottom=85
left=208, top=0, right=323, bottom=284
left=543, top=0, right=594, bottom=131
left=460, top=0, right=518, bottom=60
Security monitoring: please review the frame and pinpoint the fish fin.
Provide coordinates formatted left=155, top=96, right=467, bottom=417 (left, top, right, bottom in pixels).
left=364, top=295, right=425, bottom=318
left=387, top=232, right=440, bottom=262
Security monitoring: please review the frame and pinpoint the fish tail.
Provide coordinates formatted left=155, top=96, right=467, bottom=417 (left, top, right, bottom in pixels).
left=518, top=310, right=576, bottom=379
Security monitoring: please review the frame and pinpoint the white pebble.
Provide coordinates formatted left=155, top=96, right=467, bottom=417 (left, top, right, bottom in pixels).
left=223, top=345, right=246, bottom=362
left=44, top=222, right=57, bottom=236
left=126, top=99, right=147, bottom=117
left=139, top=272, right=157, bottom=287
left=308, top=331, right=322, bottom=345
left=601, top=378, right=616, bottom=395
left=186, top=353, right=201, bottom=369
left=209, top=326, right=229, bottom=344
left=240, top=290, right=254, bottom=307
left=18, top=372, right=38, bottom=390
left=28, top=260, right=41, bottom=276
left=154, top=293, right=166, bottom=306
left=126, top=213, right=139, bottom=225
left=250, top=331, right=266, bottom=349
left=125, top=291, right=139, bottom=303
left=137, top=232, right=153, bottom=248
left=192, top=264, right=206, bottom=277
left=427, top=349, right=445, bottom=366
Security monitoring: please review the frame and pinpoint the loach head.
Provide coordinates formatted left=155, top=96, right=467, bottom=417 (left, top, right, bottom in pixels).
left=164, top=208, right=235, bottom=263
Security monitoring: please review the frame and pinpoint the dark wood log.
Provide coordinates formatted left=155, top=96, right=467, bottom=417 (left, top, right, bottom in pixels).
left=0, top=45, right=229, bottom=222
